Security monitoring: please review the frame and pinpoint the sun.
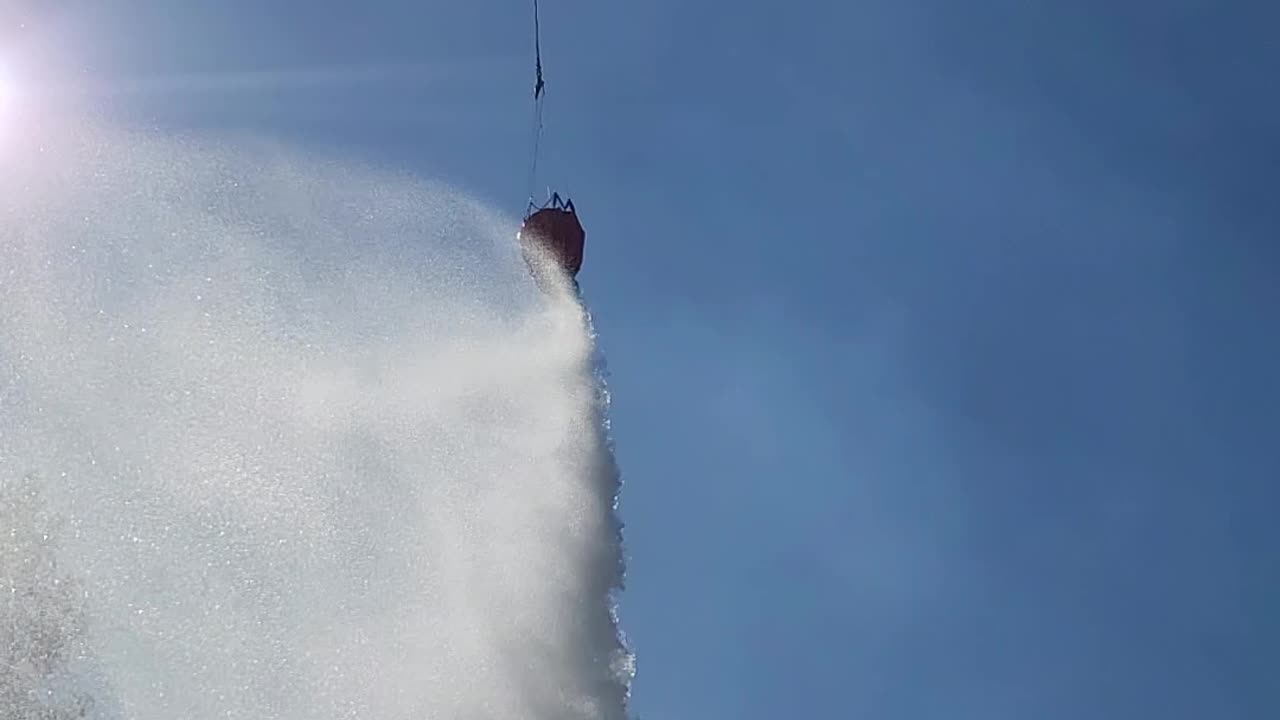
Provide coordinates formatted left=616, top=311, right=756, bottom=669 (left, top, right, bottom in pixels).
left=0, top=60, right=30, bottom=142
left=0, top=62, right=16, bottom=113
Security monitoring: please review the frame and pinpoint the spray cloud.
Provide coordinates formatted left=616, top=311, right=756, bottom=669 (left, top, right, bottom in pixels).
left=0, top=118, right=630, bottom=719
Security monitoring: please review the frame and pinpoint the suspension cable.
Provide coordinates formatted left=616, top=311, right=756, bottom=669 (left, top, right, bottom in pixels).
left=525, top=0, right=546, bottom=213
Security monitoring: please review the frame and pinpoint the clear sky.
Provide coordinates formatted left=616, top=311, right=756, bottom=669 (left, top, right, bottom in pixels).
left=9, top=2, right=1280, bottom=718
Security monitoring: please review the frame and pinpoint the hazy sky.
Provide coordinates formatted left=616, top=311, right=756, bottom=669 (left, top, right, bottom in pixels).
left=11, top=2, right=1279, bottom=718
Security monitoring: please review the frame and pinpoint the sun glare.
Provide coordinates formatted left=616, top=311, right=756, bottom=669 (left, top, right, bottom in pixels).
left=0, top=64, right=16, bottom=127
left=0, top=63, right=16, bottom=112
left=0, top=60, right=27, bottom=143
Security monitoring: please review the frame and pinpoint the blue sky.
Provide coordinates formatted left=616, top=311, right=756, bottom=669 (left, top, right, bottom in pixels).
left=12, top=1, right=1280, bottom=718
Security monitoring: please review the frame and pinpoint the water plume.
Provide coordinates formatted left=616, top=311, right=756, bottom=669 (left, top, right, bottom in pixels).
left=0, top=118, right=630, bottom=719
